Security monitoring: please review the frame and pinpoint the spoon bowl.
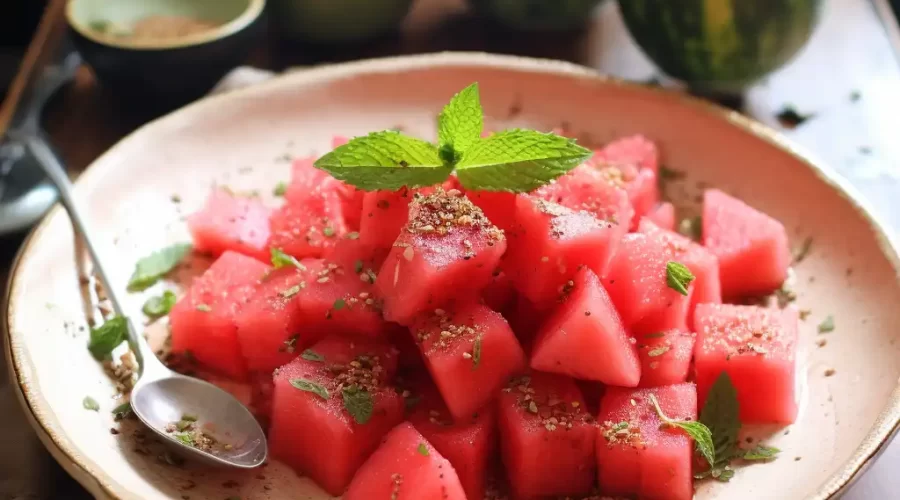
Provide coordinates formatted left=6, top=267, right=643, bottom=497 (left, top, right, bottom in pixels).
left=131, top=374, right=267, bottom=468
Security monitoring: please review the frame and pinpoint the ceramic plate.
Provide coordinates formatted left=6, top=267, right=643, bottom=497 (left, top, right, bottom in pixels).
left=4, top=53, right=900, bottom=500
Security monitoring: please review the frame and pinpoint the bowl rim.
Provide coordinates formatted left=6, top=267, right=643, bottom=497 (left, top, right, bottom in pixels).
left=65, top=0, right=265, bottom=51
left=4, top=51, right=900, bottom=500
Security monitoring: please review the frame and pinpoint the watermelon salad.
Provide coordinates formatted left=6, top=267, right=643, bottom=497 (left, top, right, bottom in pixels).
left=103, top=85, right=803, bottom=500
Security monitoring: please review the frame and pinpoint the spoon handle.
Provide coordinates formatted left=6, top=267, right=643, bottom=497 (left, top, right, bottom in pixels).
left=16, top=130, right=166, bottom=376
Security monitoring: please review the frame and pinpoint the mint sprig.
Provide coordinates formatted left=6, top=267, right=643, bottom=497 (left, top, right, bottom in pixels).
left=649, top=394, right=716, bottom=468
left=313, top=83, right=591, bottom=193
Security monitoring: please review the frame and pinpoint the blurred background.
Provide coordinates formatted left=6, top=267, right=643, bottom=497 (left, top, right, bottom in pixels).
left=1, top=0, right=899, bottom=498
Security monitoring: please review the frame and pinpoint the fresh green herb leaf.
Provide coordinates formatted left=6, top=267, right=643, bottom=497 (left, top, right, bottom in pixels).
left=342, top=385, right=374, bottom=424
left=354, top=260, right=364, bottom=273
left=793, top=237, right=813, bottom=264
left=142, top=290, right=177, bottom=318
left=301, top=349, right=324, bottom=362
left=195, top=303, right=212, bottom=312
left=83, top=396, right=100, bottom=411
left=417, top=442, right=430, bottom=456
left=818, top=315, right=835, bottom=333
left=346, top=231, right=360, bottom=240
left=699, top=372, right=741, bottom=465
left=665, top=261, right=695, bottom=296
left=271, top=248, right=306, bottom=270
left=471, top=336, right=482, bottom=369
left=650, top=394, right=715, bottom=468
left=742, top=445, right=780, bottom=461
left=713, top=466, right=735, bottom=482
left=273, top=182, right=288, bottom=197
left=127, top=243, right=192, bottom=291
left=87, top=316, right=129, bottom=360
left=181, top=414, right=198, bottom=422
left=455, top=129, right=592, bottom=192
left=647, top=346, right=670, bottom=357
left=322, top=226, right=336, bottom=237
left=333, top=298, right=346, bottom=310
left=437, top=83, right=483, bottom=163
left=314, top=131, right=452, bottom=191
left=678, top=216, right=702, bottom=242
left=644, top=332, right=666, bottom=339
left=111, top=401, right=132, bottom=419
left=176, top=419, right=193, bottom=431
left=289, top=378, right=329, bottom=400
left=175, top=433, right=194, bottom=446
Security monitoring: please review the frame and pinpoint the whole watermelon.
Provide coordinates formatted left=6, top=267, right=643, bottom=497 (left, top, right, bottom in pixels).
left=618, top=0, right=823, bottom=92
left=468, top=0, right=605, bottom=32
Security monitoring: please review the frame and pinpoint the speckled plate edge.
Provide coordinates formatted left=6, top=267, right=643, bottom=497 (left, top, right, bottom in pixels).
left=3, top=52, right=899, bottom=500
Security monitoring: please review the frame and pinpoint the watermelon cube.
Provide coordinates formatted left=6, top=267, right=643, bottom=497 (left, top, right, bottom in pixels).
left=597, top=134, right=660, bottom=174
left=376, top=189, right=507, bottom=325
left=269, top=335, right=403, bottom=495
left=531, top=267, right=640, bottom=386
left=498, top=372, right=597, bottom=499
left=635, top=329, right=695, bottom=387
left=603, top=232, right=694, bottom=332
left=294, top=258, right=388, bottom=341
left=702, top=189, right=791, bottom=298
left=408, top=382, right=496, bottom=499
left=504, top=195, right=623, bottom=308
left=694, top=303, right=798, bottom=423
left=411, top=303, right=526, bottom=420
left=645, top=202, right=676, bottom=231
left=169, top=251, right=268, bottom=379
left=589, top=159, right=658, bottom=228
left=187, top=189, right=272, bottom=262
left=535, top=164, right=635, bottom=231
left=344, top=422, right=466, bottom=500
left=359, top=187, right=417, bottom=255
left=267, top=197, right=348, bottom=260
left=597, top=383, right=697, bottom=500
left=234, top=266, right=310, bottom=373
left=639, top=219, right=722, bottom=318
left=468, top=190, right=519, bottom=232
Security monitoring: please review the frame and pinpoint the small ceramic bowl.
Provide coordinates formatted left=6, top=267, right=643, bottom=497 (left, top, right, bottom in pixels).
left=66, top=0, right=266, bottom=106
left=268, top=0, right=414, bottom=43
left=467, top=0, right=605, bottom=32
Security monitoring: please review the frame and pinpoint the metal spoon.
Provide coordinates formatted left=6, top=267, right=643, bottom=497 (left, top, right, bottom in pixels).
left=15, top=130, right=267, bottom=469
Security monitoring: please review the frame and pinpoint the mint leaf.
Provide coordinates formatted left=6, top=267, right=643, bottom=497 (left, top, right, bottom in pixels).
left=289, top=378, right=329, bottom=400
left=455, top=129, right=591, bottom=192
left=83, top=396, right=100, bottom=411
left=818, top=315, right=835, bottom=333
left=342, top=385, right=374, bottom=424
left=438, top=83, right=483, bottom=162
left=300, top=349, right=324, bottom=362
left=314, top=131, right=452, bottom=190
left=666, top=261, right=695, bottom=296
left=112, top=401, right=132, bottom=419
left=142, top=290, right=177, bottom=318
left=742, top=444, right=780, bottom=461
left=650, top=394, right=715, bottom=468
left=273, top=182, right=288, bottom=197
left=417, top=442, right=430, bottom=456
left=271, top=248, right=306, bottom=270
left=700, top=372, right=741, bottom=463
left=88, top=316, right=129, bottom=360
left=471, top=336, right=482, bottom=369
left=127, top=243, right=192, bottom=291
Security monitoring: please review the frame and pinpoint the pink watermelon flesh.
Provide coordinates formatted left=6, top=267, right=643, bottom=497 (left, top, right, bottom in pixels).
left=645, top=202, right=676, bottom=231
left=268, top=335, right=402, bottom=496
left=504, top=195, right=623, bottom=309
left=482, top=269, right=516, bottom=312
left=187, top=189, right=272, bottom=262
left=234, top=266, right=310, bottom=373
left=596, top=134, right=660, bottom=174
left=604, top=232, right=694, bottom=331
left=411, top=302, right=526, bottom=421
left=498, top=372, right=597, bottom=499
left=268, top=194, right=348, bottom=260
left=635, top=329, right=695, bottom=387
left=694, top=303, right=798, bottom=423
left=638, top=219, right=722, bottom=324
left=344, top=423, right=466, bottom=500
left=535, top=164, right=635, bottom=232
left=468, top=190, right=519, bottom=233
left=597, top=383, right=697, bottom=500
left=376, top=189, right=506, bottom=325
left=408, top=382, right=496, bottom=500
left=507, top=295, right=549, bottom=356
left=588, top=158, right=658, bottom=229
left=359, top=187, right=418, bottom=256
left=531, top=267, right=640, bottom=386
left=169, top=251, right=269, bottom=380
left=702, top=189, right=791, bottom=298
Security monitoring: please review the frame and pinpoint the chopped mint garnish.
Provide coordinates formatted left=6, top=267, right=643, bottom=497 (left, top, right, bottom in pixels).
left=650, top=394, right=715, bottom=468
left=313, top=84, right=590, bottom=192
left=333, top=298, right=346, bottom=310
left=142, top=290, right=177, bottom=318
left=273, top=182, right=288, bottom=197
left=342, top=385, right=374, bottom=424
left=742, top=445, right=781, bottom=461
left=301, top=349, right=324, bottom=362
left=793, top=237, right=813, bottom=264
left=289, top=378, right=329, bottom=400
left=271, top=248, right=306, bottom=270
left=83, top=396, right=100, bottom=411
left=471, top=336, right=482, bottom=369
left=417, top=442, right=430, bottom=456
left=112, top=401, right=132, bottom=419
left=322, top=226, right=336, bottom=237
left=818, top=315, right=835, bottom=333
left=87, top=316, right=129, bottom=360
left=346, top=231, right=360, bottom=240
left=127, top=243, right=192, bottom=291
left=195, top=304, right=212, bottom=312
left=354, top=260, right=364, bottom=273
left=665, top=261, right=695, bottom=296
left=644, top=332, right=666, bottom=339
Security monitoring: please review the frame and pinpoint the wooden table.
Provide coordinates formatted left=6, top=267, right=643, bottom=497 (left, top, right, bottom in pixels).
left=1, top=0, right=899, bottom=498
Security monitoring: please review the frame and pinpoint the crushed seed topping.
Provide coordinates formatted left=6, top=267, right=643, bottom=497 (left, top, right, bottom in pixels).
left=505, top=376, right=593, bottom=431
left=405, top=188, right=503, bottom=243
left=601, top=420, right=644, bottom=448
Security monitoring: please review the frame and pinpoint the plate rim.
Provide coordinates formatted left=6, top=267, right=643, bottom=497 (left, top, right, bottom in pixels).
left=4, top=51, right=900, bottom=500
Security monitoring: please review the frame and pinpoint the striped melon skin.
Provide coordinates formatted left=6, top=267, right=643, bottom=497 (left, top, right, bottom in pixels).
left=618, top=0, right=823, bottom=91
